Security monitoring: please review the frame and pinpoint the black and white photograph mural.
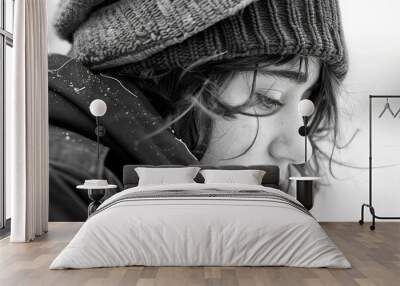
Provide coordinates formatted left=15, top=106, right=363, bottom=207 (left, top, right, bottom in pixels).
left=47, top=0, right=400, bottom=223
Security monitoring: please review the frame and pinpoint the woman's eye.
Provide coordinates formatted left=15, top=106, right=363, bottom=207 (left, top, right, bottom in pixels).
left=254, top=92, right=283, bottom=113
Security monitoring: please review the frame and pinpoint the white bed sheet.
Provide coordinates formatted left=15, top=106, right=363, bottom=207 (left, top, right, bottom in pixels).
left=50, top=183, right=350, bottom=269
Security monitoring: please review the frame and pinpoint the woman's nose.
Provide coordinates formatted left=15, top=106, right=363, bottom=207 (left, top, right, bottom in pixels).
left=268, top=118, right=313, bottom=165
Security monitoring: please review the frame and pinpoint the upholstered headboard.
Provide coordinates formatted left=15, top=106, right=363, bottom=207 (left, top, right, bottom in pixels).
left=123, top=165, right=280, bottom=189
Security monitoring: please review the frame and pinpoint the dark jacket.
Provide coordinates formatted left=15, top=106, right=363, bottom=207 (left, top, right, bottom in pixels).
left=49, top=54, right=197, bottom=221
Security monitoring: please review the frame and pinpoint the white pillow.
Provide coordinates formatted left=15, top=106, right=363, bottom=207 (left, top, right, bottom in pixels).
left=135, top=167, right=200, bottom=186
left=200, top=169, right=266, bottom=185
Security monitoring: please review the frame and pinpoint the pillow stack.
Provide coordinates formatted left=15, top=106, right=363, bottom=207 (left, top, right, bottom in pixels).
left=135, top=167, right=266, bottom=186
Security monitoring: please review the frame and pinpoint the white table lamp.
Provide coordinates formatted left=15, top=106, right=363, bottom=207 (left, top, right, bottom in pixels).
left=89, top=99, right=107, bottom=178
left=298, top=99, right=315, bottom=165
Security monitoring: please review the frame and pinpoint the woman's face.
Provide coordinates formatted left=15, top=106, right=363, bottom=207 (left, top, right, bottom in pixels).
left=200, top=57, right=321, bottom=191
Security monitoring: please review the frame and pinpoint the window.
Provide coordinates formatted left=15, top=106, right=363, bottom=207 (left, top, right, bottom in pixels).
left=1, top=0, right=14, bottom=231
left=5, top=0, right=13, bottom=33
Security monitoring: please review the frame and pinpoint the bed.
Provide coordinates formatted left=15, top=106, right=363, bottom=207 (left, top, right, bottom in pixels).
left=50, top=165, right=350, bottom=269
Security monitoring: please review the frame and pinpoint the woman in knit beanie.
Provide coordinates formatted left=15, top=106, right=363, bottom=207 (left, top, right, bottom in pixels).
left=48, top=0, right=347, bottom=220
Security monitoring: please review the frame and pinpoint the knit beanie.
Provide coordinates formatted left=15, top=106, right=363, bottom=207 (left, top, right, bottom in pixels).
left=54, top=0, right=348, bottom=80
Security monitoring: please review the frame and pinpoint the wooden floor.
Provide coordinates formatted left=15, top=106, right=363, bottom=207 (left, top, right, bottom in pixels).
left=0, top=222, right=399, bottom=286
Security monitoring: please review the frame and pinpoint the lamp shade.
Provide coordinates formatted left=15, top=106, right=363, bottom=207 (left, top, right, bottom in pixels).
left=89, top=99, right=107, bottom=117
left=298, top=99, right=315, bottom=117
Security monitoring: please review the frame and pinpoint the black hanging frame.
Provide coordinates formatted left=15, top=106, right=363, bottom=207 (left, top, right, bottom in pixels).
left=359, top=95, right=400, bottom=230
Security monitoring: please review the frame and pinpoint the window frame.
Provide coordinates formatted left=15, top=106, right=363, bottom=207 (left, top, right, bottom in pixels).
left=1, top=0, right=14, bottom=230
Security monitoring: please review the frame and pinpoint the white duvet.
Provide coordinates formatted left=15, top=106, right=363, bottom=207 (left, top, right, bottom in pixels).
left=50, top=183, right=350, bottom=269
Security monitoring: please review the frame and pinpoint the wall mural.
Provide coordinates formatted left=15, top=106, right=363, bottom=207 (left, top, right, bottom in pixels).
left=48, top=0, right=351, bottom=221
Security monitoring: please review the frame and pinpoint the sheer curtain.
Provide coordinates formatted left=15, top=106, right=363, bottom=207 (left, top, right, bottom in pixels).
left=6, top=0, right=49, bottom=242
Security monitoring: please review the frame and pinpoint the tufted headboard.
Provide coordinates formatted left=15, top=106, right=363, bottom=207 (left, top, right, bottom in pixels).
left=123, top=165, right=280, bottom=190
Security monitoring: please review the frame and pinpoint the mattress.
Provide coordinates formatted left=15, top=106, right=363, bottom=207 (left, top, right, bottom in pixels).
left=50, top=183, right=350, bottom=269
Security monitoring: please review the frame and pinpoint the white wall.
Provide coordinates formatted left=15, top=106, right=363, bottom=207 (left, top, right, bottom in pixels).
left=312, top=0, right=400, bottom=221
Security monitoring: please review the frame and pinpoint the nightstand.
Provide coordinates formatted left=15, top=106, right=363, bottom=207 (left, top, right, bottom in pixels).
left=76, top=184, right=117, bottom=217
left=289, top=177, right=320, bottom=210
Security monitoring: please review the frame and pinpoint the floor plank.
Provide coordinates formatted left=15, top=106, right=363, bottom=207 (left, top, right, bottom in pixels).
left=0, top=222, right=399, bottom=286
